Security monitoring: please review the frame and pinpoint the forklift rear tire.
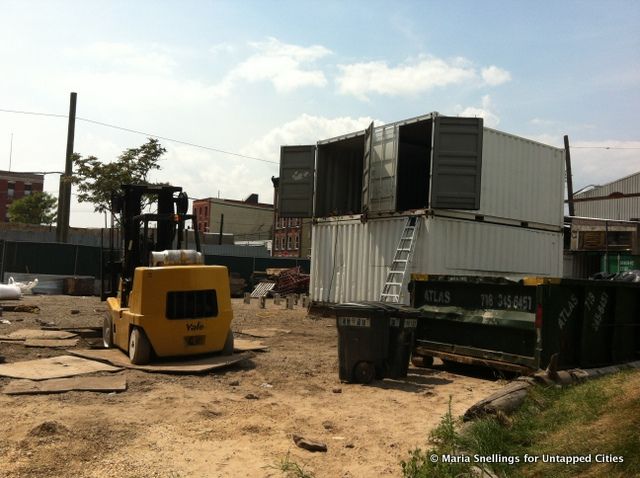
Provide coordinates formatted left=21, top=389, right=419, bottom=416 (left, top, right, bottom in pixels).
left=222, top=330, right=234, bottom=356
left=129, top=327, right=151, bottom=365
left=102, top=315, right=113, bottom=348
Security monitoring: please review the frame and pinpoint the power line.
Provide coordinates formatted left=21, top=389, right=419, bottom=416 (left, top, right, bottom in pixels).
left=0, top=108, right=67, bottom=119
left=571, top=146, right=640, bottom=150
left=0, top=107, right=278, bottom=165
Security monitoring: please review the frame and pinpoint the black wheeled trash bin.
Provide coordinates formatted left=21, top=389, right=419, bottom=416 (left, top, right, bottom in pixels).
left=333, top=302, right=389, bottom=384
left=381, top=304, right=420, bottom=379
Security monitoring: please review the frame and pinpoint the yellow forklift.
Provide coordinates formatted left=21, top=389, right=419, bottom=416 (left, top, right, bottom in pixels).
left=101, top=184, right=233, bottom=364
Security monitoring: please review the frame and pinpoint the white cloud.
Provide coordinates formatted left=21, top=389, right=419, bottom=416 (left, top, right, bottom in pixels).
left=222, top=37, right=331, bottom=93
left=64, top=42, right=177, bottom=75
left=481, top=66, right=511, bottom=86
left=457, top=95, right=500, bottom=127
left=158, top=144, right=276, bottom=205
left=336, top=56, right=476, bottom=100
left=209, top=42, right=236, bottom=56
left=239, top=114, right=377, bottom=162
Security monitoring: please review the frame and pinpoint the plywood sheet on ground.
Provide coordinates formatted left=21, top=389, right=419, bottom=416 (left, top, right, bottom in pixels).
left=3, top=375, right=127, bottom=395
left=239, top=328, right=291, bottom=338
left=0, top=329, right=77, bottom=341
left=234, top=338, right=269, bottom=352
left=24, top=338, right=79, bottom=348
left=0, top=355, right=122, bottom=380
left=41, top=327, right=102, bottom=338
left=69, top=348, right=252, bottom=374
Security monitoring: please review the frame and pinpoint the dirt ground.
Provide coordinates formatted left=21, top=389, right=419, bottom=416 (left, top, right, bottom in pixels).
left=0, top=295, right=504, bottom=478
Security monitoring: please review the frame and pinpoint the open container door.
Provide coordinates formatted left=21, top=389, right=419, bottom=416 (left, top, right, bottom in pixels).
left=430, top=116, right=483, bottom=210
left=368, top=123, right=398, bottom=213
left=361, top=122, right=374, bottom=213
left=279, top=145, right=316, bottom=218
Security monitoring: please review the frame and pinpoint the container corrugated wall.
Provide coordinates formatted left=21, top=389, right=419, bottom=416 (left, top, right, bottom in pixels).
left=310, top=216, right=563, bottom=304
left=574, top=171, right=640, bottom=221
left=475, top=129, right=565, bottom=226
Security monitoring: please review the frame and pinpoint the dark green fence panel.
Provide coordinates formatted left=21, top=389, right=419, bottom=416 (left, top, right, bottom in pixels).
left=1, top=241, right=103, bottom=277
left=205, top=255, right=254, bottom=281
left=1, top=240, right=311, bottom=295
left=4, top=241, right=76, bottom=275
left=75, top=245, right=103, bottom=277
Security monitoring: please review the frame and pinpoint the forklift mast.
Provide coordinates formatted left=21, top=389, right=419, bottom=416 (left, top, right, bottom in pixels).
left=102, top=184, right=201, bottom=307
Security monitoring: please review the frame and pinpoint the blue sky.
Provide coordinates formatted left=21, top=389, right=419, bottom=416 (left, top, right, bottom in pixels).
left=1, top=0, right=638, bottom=226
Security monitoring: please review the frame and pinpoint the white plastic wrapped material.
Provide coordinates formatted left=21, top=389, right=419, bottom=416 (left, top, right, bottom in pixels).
left=8, top=277, right=39, bottom=295
left=0, top=283, right=21, bottom=300
left=150, top=250, right=204, bottom=267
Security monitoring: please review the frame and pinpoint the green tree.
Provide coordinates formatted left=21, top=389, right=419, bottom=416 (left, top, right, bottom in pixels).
left=8, top=191, right=57, bottom=225
left=72, top=138, right=167, bottom=215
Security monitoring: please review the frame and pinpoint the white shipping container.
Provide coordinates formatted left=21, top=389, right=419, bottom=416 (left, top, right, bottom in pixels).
left=477, top=128, right=564, bottom=226
left=310, top=215, right=563, bottom=304
left=279, top=113, right=565, bottom=228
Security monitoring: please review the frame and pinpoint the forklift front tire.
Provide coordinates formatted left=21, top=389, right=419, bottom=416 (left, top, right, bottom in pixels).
left=222, top=330, right=234, bottom=356
left=129, top=327, right=151, bottom=365
left=102, top=315, right=113, bottom=348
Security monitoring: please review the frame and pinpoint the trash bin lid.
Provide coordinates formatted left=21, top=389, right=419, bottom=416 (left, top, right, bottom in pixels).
left=374, top=303, right=422, bottom=317
left=332, top=301, right=388, bottom=311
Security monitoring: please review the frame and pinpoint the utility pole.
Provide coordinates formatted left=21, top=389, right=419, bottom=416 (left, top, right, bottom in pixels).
left=56, top=92, right=77, bottom=243
left=8, top=133, right=13, bottom=171
left=564, top=135, right=575, bottom=217
left=218, top=213, right=224, bottom=245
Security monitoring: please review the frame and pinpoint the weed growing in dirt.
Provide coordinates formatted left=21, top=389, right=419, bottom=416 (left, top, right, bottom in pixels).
left=272, top=452, right=316, bottom=478
left=400, top=397, right=476, bottom=478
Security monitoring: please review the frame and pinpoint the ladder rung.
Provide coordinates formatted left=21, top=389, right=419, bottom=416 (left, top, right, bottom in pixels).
left=393, top=259, right=408, bottom=263
left=380, top=293, right=399, bottom=298
left=385, top=282, right=403, bottom=287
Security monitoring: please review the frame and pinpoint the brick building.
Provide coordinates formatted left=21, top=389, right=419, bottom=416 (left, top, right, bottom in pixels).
left=271, top=177, right=311, bottom=258
left=0, top=170, right=44, bottom=222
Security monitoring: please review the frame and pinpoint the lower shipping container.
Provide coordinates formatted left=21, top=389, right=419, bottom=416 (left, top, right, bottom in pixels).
left=310, top=214, right=563, bottom=304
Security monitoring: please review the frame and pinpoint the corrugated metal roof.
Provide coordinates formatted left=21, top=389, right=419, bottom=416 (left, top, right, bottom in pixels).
left=574, top=171, right=640, bottom=220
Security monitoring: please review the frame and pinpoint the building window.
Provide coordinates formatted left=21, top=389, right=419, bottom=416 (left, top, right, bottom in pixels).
left=24, top=183, right=32, bottom=196
left=7, top=181, right=15, bottom=197
left=286, top=235, right=292, bottom=250
left=293, top=234, right=299, bottom=250
left=280, top=236, right=286, bottom=250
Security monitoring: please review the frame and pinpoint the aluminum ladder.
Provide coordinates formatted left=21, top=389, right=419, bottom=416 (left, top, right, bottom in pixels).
left=380, top=216, right=420, bottom=303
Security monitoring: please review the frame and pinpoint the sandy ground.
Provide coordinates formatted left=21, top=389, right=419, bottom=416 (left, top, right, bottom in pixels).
left=0, top=295, right=504, bottom=478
